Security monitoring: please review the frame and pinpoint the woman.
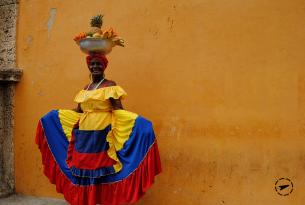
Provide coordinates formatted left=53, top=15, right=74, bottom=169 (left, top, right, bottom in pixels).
left=35, top=52, right=162, bottom=205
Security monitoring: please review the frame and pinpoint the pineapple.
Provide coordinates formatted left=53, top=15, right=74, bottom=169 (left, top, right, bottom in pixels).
left=89, top=14, right=103, bottom=34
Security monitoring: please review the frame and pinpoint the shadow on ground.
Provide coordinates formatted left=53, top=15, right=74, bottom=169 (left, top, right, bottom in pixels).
left=0, top=194, right=67, bottom=205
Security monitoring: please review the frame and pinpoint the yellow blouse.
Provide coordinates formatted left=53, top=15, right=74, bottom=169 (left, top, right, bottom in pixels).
left=57, top=85, right=138, bottom=172
left=74, top=86, right=127, bottom=131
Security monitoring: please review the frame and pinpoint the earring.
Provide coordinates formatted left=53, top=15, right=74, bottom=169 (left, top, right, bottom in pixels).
left=89, top=73, right=93, bottom=82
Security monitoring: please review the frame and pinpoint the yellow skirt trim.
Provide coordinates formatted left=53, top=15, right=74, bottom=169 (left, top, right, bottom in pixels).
left=106, top=109, right=138, bottom=172
left=58, top=110, right=80, bottom=141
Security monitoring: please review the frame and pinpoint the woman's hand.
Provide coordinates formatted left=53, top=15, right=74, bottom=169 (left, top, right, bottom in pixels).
left=110, top=98, right=124, bottom=110
left=72, top=104, right=83, bottom=113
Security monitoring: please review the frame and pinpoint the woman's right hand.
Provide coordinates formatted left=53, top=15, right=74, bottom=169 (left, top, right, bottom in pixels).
left=72, top=104, right=83, bottom=113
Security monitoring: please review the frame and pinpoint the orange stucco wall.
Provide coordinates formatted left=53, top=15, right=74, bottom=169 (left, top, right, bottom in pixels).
left=15, top=0, right=305, bottom=204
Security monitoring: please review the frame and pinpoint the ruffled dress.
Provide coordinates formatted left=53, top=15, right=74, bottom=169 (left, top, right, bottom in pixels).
left=35, top=85, right=162, bottom=205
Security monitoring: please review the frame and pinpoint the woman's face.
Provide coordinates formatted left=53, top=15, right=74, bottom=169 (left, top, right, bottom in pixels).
left=89, top=58, right=105, bottom=76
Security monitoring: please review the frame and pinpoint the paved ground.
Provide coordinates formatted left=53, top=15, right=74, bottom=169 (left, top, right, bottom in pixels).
left=0, top=194, right=67, bottom=205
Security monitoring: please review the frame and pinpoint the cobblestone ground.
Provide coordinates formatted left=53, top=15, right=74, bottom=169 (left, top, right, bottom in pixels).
left=0, top=194, right=67, bottom=205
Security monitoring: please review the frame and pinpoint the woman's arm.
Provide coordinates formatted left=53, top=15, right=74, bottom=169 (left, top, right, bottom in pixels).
left=105, top=80, right=124, bottom=110
left=110, top=98, right=124, bottom=110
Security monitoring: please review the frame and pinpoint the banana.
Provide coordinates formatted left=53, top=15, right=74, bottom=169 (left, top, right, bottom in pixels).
left=102, top=31, right=109, bottom=38
left=93, top=33, right=101, bottom=38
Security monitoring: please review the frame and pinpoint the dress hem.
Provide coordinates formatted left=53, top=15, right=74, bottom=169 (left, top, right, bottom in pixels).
left=35, top=120, right=162, bottom=205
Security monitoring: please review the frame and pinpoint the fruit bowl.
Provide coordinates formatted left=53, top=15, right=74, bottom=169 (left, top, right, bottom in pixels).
left=78, top=38, right=114, bottom=55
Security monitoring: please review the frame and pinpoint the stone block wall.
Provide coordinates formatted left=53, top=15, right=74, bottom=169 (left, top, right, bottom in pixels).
left=0, top=0, right=19, bottom=69
left=0, top=0, right=22, bottom=197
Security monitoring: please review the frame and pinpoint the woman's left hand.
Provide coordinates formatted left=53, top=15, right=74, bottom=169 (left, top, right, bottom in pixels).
left=110, top=98, right=124, bottom=110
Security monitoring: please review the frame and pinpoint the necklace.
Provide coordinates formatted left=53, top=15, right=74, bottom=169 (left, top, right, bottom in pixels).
left=82, top=78, right=105, bottom=101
